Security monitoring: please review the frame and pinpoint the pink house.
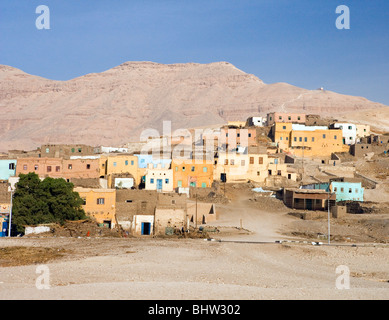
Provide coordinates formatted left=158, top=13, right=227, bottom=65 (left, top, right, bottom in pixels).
left=267, top=112, right=306, bottom=126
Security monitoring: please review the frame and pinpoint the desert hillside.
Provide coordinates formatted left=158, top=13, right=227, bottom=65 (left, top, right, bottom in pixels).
left=0, top=61, right=387, bottom=152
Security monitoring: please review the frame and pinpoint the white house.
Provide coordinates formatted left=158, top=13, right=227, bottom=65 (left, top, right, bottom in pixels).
left=144, top=163, right=174, bottom=192
left=247, top=116, right=266, bottom=127
left=332, top=123, right=357, bottom=145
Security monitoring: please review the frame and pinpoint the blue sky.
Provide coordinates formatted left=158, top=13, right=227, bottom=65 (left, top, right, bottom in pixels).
left=1, top=0, right=388, bottom=105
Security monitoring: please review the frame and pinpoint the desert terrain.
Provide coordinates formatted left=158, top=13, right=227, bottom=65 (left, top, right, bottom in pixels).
left=0, top=61, right=387, bottom=152
left=0, top=182, right=388, bottom=300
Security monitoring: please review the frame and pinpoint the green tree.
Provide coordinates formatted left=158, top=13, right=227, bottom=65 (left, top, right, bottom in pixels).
left=12, top=173, right=87, bottom=234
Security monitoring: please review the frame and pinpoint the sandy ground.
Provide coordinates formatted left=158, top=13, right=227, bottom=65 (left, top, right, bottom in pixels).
left=0, top=185, right=388, bottom=300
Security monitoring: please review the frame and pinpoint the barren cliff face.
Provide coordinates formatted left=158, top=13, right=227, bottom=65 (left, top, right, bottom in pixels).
left=0, top=61, right=387, bottom=152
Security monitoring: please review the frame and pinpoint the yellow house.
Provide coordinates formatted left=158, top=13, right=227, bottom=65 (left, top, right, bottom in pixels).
left=274, top=123, right=347, bottom=157
left=74, top=187, right=116, bottom=228
left=105, top=155, right=140, bottom=186
left=214, top=151, right=290, bottom=183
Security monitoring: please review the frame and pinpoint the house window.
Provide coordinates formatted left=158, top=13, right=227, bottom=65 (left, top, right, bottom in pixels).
left=250, top=157, right=254, bottom=164
left=298, top=116, right=301, bottom=120
left=224, top=159, right=228, bottom=165
left=165, top=179, right=169, bottom=184
left=56, top=166, right=60, bottom=172
left=278, top=170, right=281, bottom=176
left=304, top=137, right=307, bottom=142
left=182, top=167, right=186, bottom=172
left=150, top=178, right=154, bottom=184
left=288, top=117, right=291, bottom=121
left=237, top=133, right=240, bottom=137
left=294, top=137, right=297, bottom=142
left=269, top=117, right=272, bottom=121
left=334, top=187, right=337, bottom=192
left=178, top=180, right=182, bottom=187
left=71, top=148, right=75, bottom=153
left=348, top=126, right=352, bottom=130
left=201, top=182, right=207, bottom=188
left=341, top=188, right=344, bottom=192
left=286, top=137, right=289, bottom=140
left=125, top=160, right=129, bottom=166
left=131, top=160, right=134, bottom=165
left=355, top=189, right=359, bottom=193
left=82, top=198, right=86, bottom=205
left=283, top=126, right=286, bottom=129
left=349, top=188, right=352, bottom=193
left=97, top=198, right=105, bottom=205
left=191, top=166, right=195, bottom=172
left=279, top=116, right=282, bottom=120
left=312, top=137, right=315, bottom=142
left=203, top=167, right=207, bottom=173
left=175, top=166, right=178, bottom=172
left=34, top=165, right=38, bottom=171
left=231, top=159, right=235, bottom=165
left=258, top=157, right=263, bottom=164
left=241, top=160, right=245, bottom=166
left=68, top=164, right=72, bottom=170
left=280, top=137, right=283, bottom=140
left=334, top=135, right=337, bottom=140
left=248, top=133, right=252, bottom=138
left=257, top=171, right=260, bottom=176
left=78, top=148, right=82, bottom=153
left=299, top=137, right=302, bottom=142
left=23, top=165, right=27, bottom=170
left=45, top=148, right=49, bottom=153
left=113, top=162, right=117, bottom=167
left=47, top=166, right=52, bottom=172
left=9, top=163, right=15, bottom=170
left=323, top=134, right=326, bottom=139
left=86, top=164, right=91, bottom=169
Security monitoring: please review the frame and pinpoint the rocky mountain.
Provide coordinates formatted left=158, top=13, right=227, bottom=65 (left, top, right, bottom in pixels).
left=0, top=61, right=387, bottom=152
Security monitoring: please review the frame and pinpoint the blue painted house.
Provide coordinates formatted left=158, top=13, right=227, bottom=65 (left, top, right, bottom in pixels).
left=331, top=181, right=364, bottom=202
left=0, top=159, right=17, bottom=180
left=301, top=178, right=364, bottom=202
left=135, top=154, right=171, bottom=169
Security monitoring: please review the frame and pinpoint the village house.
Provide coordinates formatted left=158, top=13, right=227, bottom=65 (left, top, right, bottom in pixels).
left=246, top=116, right=267, bottom=127
left=350, top=134, right=389, bottom=157
left=273, top=123, right=346, bottom=157
left=267, top=112, right=306, bottom=127
left=115, top=190, right=189, bottom=236
left=103, top=154, right=140, bottom=188
left=355, top=124, right=371, bottom=140
left=0, top=159, right=17, bottom=181
left=283, top=188, right=336, bottom=211
left=330, top=123, right=357, bottom=145
left=41, top=144, right=96, bottom=159
left=171, top=159, right=214, bottom=189
left=74, top=187, right=116, bottom=228
left=15, top=157, right=100, bottom=181
left=144, top=163, right=174, bottom=192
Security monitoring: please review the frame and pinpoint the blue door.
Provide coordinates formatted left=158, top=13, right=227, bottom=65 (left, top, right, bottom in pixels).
left=141, top=222, right=151, bottom=235
left=157, top=179, right=163, bottom=191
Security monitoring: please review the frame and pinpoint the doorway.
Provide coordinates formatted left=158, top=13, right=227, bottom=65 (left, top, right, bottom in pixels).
left=141, top=222, right=151, bottom=235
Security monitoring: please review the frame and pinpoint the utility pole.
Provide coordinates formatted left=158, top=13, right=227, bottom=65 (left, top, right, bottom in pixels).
left=8, top=185, right=13, bottom=237
left=195, top=189, right=198, bottom=229
left=327, top=190, right=331, bottom=245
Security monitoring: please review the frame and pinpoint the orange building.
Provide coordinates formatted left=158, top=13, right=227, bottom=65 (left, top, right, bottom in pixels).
left=274, top=123, right=347, bottom=157
left=74, top=187, right=116, bottom=228
left=172, top=159, right=213, bottom=188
